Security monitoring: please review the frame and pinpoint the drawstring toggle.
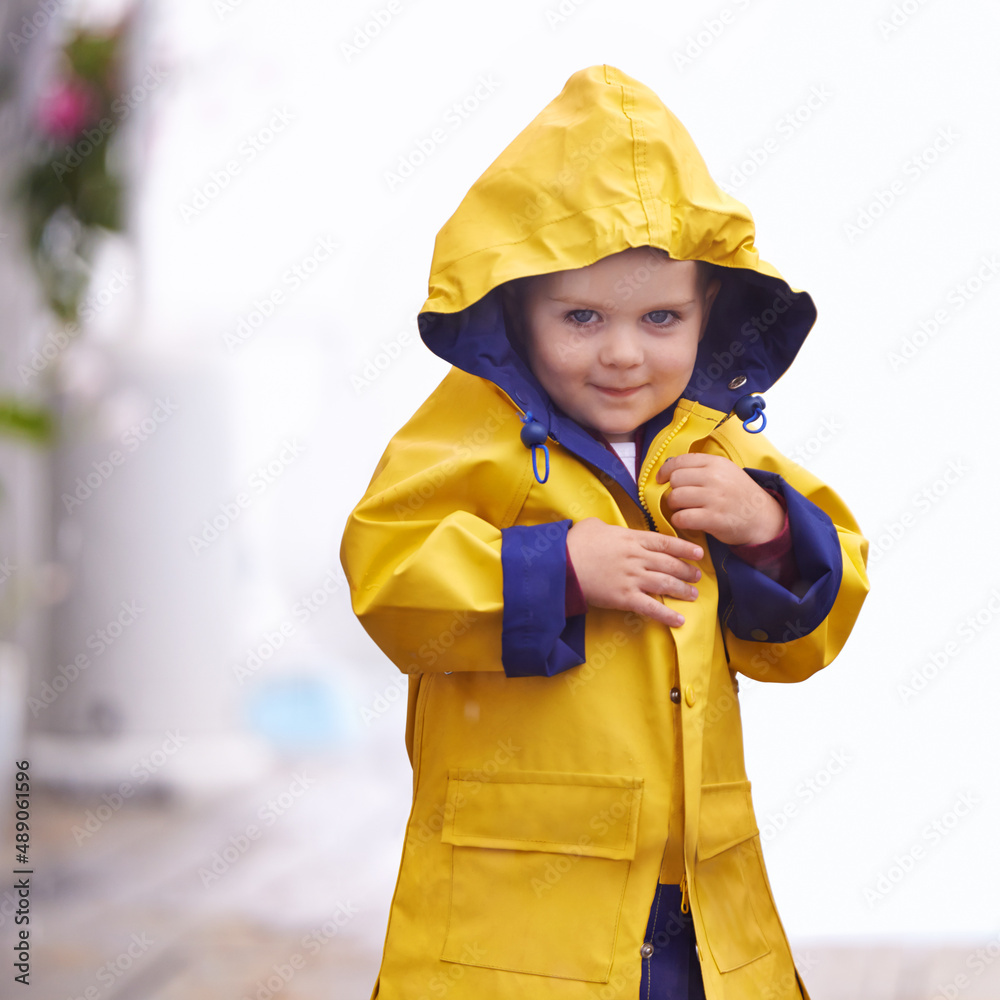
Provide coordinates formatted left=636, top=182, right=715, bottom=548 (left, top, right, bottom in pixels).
left=734, top=393, right=767, bottom=434
left=520, top=411, right=550, bottom=484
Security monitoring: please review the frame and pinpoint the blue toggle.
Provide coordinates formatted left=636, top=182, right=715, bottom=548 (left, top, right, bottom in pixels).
left=520, top=410, right=550, bottom=483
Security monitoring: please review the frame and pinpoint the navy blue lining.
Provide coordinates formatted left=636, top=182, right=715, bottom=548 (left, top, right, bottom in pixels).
left=684, top=268, right=815, bottom=413
left=708, top=470, right=843, bottom=643
left=500, top=521, right=586, bottom=677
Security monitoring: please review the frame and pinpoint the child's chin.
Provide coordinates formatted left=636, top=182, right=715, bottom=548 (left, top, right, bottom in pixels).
left=602, top=427, right=638, bottom=442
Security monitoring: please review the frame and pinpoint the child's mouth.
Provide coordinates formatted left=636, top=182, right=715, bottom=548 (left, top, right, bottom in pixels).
left=595, top=385, right=643, bottom=397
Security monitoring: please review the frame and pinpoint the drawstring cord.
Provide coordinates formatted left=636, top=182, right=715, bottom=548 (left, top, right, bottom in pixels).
left=520, top=410, right=550, bottom=484
left=734, top=393, right=766, bottom=434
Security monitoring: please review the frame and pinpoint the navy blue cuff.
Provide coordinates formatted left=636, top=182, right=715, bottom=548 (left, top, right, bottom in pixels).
left=707, top=470, right=843, bottom=643
left=501, top=521, right=587, bottom=677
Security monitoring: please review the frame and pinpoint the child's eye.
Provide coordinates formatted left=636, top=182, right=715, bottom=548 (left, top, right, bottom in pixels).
left=566, top=309, right=600, bottom=325
left=646, top=310, right=679, bottom=326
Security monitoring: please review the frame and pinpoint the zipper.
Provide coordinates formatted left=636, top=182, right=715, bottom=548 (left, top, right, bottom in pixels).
left=636, top=411, right=691, bottom=532
left=638, top=407, right=696, bottom=924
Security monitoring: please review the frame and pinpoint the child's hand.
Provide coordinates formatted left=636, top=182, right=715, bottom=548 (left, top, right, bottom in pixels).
left=566, top=517, right=703, bottom=628
left=655, top=454, right=785, bottom=546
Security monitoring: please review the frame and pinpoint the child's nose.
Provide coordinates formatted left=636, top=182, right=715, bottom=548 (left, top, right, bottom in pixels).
left=598, top=326, right=643, bottom=367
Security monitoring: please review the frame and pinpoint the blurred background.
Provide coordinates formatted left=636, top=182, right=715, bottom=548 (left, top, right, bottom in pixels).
left=0, top=0, right=998, bottom=997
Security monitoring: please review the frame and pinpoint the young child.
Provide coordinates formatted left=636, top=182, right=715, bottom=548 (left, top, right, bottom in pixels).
left=341, top=64, right=869, bottom=1000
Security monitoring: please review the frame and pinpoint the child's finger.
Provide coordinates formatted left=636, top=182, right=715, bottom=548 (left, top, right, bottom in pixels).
left=632, top=592, right=687, bottom=628
left=641, top=531, right=703, bottom=562
left=643, top=549, right=701, bottom=582
left=644, top=571, right=698, bottom=601
left=664, top=484, right=711, bottom=511
left=654, top=452, right=712, bottom=484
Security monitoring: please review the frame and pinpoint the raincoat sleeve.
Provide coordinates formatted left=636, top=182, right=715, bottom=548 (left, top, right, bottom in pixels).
left=340, top=377, right=585, bottom=677
left=703, top=432, right=870, bottom=683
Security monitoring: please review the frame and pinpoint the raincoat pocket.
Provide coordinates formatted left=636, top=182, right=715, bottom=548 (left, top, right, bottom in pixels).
left=695, top=779, right=771, bottom=973
left=439, top=769, right=643, bottom=983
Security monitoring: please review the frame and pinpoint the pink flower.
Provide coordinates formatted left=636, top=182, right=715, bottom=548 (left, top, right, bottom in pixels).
left=37, top=80, right=96, bottom=140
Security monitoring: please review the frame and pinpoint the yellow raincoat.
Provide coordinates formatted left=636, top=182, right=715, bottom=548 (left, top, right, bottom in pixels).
left=342, top=65, right=869, bottom=1000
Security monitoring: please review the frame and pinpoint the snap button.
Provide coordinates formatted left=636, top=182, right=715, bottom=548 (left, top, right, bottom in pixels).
left=685, top=685, right=696, bottom=707
left=728, top=374, right=747, bottom=390
left=640, top=942, right=654, bottom=958
left=750, top=628, right=769, bottom=641
left=670, top=686, right=681, bottom=704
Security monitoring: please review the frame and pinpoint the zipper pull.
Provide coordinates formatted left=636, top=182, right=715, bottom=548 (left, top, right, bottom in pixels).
left=679, top=871, right=690, bottom=914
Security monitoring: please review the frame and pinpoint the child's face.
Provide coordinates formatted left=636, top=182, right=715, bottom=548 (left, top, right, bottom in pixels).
left=516, top=248, right=719, bottom=442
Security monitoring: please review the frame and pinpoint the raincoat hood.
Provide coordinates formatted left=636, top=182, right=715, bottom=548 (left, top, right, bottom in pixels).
left=417, top=64, right=816, bottom=448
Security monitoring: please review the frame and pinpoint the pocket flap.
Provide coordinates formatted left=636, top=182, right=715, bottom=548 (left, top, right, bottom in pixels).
left=441, top=769, right=643, bottom=861
left=697, top=780, right=758, bottom=860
